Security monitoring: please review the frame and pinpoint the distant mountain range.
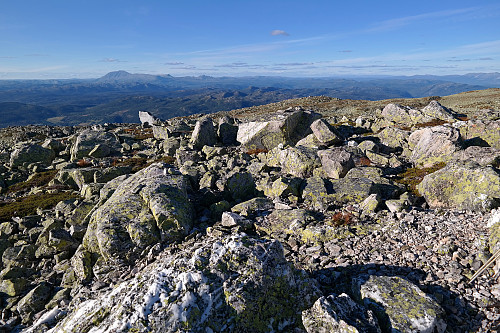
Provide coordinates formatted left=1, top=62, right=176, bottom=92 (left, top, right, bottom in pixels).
left=0, top=71, right=498, bottom=127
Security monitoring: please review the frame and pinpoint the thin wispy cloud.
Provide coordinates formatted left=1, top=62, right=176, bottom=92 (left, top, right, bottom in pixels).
left=369, top=7, right=478, bottom=32
left=274, top=62, right=312, bottom=66
left=100, top=58, right=126, bottom=63
left=165, top=62, right=184, bottom=65
left=338, top=50, right=352, bottom=53
left=271, top=30, right=289, bottom=36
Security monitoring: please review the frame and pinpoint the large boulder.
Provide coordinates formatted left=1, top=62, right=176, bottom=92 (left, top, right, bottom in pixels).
left=190, top=117, right=217, bottom=148
left=409, top=125, right=462, bottom=167
left=354, top=275, right=446, bottom=333
left=236, top=108, right=320, bottom=150
left=70, top=129, right=121, bottom=161
left=452, top=146, right=500, bottom=167
left=417, top=162, right=500, bottom=212
left=455, top=119, right=500, bottom=149
left=421, top=100, right=456, bottom=122
left=380, top=101, right=456, bottom=128
left=310, top=119, right=342, bottom=146
left=280, top=146, right=321, bottom=178
left=317, top=148, right=354, bottom=179
left=51, top=234, right=320, bottom=333
left=10, top=143, right=55, bottom=168
left=80, top=163, right=193, bottom=270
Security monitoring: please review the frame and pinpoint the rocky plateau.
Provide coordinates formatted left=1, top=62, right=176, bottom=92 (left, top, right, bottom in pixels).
left=0, top=90, right=499, bottom=332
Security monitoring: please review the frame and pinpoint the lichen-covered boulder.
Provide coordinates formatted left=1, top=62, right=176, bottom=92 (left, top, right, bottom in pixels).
left=50, top=234, right=320, bottom=333
left=10, top=143, right=55, bottom=168
left=455, top=119, right=500, bottom=149
left=236, top=108, right=320, bottom=150
left=80, top=163, right=193, bottom=270
left=453, top=146, right=500, bottom=167
left=225, top=171, right=256, bottom=201
left=381, top=103, right=431, bottom=127
left=302, top=293, right=381, bottom=333
left=280, top=146, right=321, bottom=178
left=421, top=100, right=457, bottom=122
left=317, top=148, right=354, bottom=179
left=409, top=125, right=462, bottom=167
left=354, top=275, right=446, bottom=333
left=417, top=162, right=500, bottom=212
left=70, top=129, right=121, bottom=161
left=190, top=117, right=217, bottom=149
left=310, top=118, right=342, bottom=146
left=302, top=176, right=333, bottom=211
left=380, top=101, right=456, bottom=128
left=16, top=283, right=52, bottom=323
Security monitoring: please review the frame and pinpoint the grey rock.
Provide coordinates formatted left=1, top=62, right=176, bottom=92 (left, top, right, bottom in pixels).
left=10, top=144, right=55, bottom=168
left=453, top=146, right=500, bottom=167
left=354, top=275, right=446, bottom=333
left=280, top=146, right=321, bottom=178
left=190, top=117, right=217, bottom=149
left=455, top=119, right=500, bottom=149
left=70, top=129, right=121, bottom=161
left=80, top=163, right=193, bottom=270
left=237, top=108, right=319, bottom=150
left=51, top=234, right=320, bottom=333
left=318, top=147, right=354, bottom=179
left=302, top=293, right=381, bottom=333
left=418, top=162, right=500, bottom=212
left=225, top=171, right=256, bottom=201
left=409, top=125, right=462, bottom=167
left=16, top=283, right=52, bottom=323
left=218, top=116, right=238, bottom=145
left=310, top=118, right=343, bottom=145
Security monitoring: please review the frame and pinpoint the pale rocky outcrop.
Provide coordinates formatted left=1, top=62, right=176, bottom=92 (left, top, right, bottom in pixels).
left=455, top=119, right=500, bottom=149
left=310, top=118, right=342, bottom=146
left=452, top=146, right=500, bottom=167
left=190, top=117, right=217, bottom=148
left=236, top=108, right=320, bottom=150
left=138, top=111, right=162, bottom=126
left=317, top=147, right=354, bottom=179
left=380, top=101, right=456, bottom=128
left=53, top=234, right=320, bottom=333
left=409, top=125, right=462, bottom=167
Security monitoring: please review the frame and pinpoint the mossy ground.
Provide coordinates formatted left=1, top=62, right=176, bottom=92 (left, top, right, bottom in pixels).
left=0, top=192, right=79, bottom=221
left=6, top=170, right=58, bottom=194
left=395, top=162, right=446, bottom=196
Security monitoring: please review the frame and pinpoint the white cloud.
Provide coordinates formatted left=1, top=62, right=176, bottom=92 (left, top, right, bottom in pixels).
left=271, top=30, right=289, bottom=36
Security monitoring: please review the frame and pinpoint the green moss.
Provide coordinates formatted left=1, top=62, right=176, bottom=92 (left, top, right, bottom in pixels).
left=0, top=191, right=79, bottom=221
left=7, top=170, right=58, bottom=194
left=395, top=162, right=446, bottom=196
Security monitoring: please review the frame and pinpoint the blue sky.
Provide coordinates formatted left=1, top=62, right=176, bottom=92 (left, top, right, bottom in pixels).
left=1, top=0, right=499, bottom=79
